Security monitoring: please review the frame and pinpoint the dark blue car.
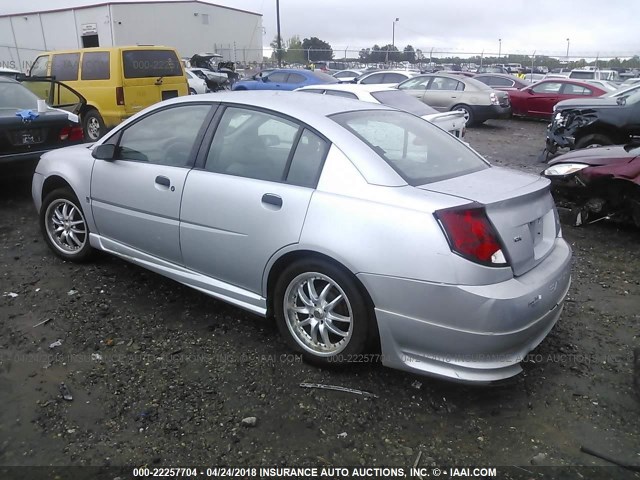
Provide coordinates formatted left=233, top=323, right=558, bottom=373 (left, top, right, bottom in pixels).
left=232, top=69, right=338, bottom=91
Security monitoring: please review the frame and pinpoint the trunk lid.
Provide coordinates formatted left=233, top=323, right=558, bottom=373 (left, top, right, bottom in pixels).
left=0, top=111, right=73, bottom=156
left=421, top=167, right=557, bottom=276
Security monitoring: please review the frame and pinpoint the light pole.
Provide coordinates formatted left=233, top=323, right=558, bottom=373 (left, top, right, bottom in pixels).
left=566, top=38, right=570, bottom=64
left=275, top=0, right=282, bottom=67
left=392, top=17, right=399, bottom=48
left=498, top=38, right=502, bottom=60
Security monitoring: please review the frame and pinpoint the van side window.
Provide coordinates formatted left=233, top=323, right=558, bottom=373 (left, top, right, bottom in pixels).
left=51, top=53, right=80, bottom=81
left=81, top=52, right=110, bottom=80
left=30, top=56, right=49, bottom=77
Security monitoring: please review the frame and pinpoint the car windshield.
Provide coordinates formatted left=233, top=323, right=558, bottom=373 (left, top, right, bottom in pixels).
left=331, top=110, right=488, bottom=185
left=0, top=81, right=39, bottom=113
left=370, top=90, right=438, bottom=116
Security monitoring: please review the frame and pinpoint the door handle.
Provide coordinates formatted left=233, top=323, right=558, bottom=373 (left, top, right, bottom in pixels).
left=155, top=175, right=170, bottom=187
left=262, top=193, right=282, bottom=208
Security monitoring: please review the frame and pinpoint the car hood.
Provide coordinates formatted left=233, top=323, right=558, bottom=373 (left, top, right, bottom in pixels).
left=548, top=144, right=638, bottom=167
left=554, top=97, right=619, bottom=111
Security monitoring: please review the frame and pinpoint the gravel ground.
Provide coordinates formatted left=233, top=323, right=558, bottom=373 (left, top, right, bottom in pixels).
left=1, top=118, right=639, bottom=475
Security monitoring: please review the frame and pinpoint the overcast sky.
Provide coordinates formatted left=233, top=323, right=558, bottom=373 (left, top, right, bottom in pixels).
left=1, top=0, right=638, bottom=59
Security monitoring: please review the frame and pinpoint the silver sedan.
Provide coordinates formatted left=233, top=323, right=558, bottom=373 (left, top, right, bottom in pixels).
left=32, top=91, right=571, bottom=383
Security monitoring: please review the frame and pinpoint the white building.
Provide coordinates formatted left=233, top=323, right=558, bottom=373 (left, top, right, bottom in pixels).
left=0, top=1, right=264, bottom=72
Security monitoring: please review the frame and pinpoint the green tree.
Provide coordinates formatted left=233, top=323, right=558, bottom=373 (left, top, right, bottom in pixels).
left=285, top=35, right=305, bottom=64
left=379, top=44, right=401, bottom=63
left=270, top=35, right=285, bottom=62
left=403, top=45, right=416, bottom=63
left=302, top=37, right=333, bottom=62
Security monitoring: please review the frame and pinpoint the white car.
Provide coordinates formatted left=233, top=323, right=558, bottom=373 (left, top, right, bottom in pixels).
left=333, top=69, right=364, bottom=83
left=355, top=70, right=419, bottom=85
left=296, top=84, right=466, bottom=140
left=185, top=69, right=208, bottom=95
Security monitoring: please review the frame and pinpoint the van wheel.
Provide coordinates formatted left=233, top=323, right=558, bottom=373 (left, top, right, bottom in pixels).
left=83, top=109, right=105, bottom=141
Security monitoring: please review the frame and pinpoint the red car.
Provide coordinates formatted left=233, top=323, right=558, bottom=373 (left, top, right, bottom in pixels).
left=509, top=79, right=606, bottom=119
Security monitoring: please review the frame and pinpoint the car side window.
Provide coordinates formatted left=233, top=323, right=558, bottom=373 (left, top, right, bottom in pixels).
left=204, top=107, right=301, bottom=182
left=299, top=89, right=324, bottom=94
left=488, top=77, right=513, bottom=87
left=286, top=129, right=329, bottom=188
left=429, top=77, right=461, bottom=91
left=51, top=53, right=80, bottom=81
left=325, top=90, right=358, bottom=99
left=532, top=82, right=562, bottom=94
left=30, top=56, right=49, bottom=77
left=116, top=105, right=211, bottom=166
left=287, top=73, right=306, bottom=84
left=398, top=77, right=430, bottom=90
left=266, top=72, right=288, bottom=83
left=383, top=73, right=407, bottom=83
left=361, top=73, right=384, bottom=84
left=334, top=71, right=353, bottom=78
left=562, top=84, right=591, bottom=95
left=81, top=52, right=110, bottom=80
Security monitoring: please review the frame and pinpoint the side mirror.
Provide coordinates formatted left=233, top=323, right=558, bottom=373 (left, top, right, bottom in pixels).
left=527, top=89, right=534, bottom=95
left=262, top=76, right=269, bottom=82
left=92, top=144, right=116, bottom=160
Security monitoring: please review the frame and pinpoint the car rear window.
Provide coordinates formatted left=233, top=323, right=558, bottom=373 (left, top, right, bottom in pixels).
left=122, top=50, right=182, bottom=78
left=310, top=71, right=339, bottom=83
left=569, top=71, right=595, bottom=80
left=0, top=81, right=39, bottom=112
left=332, top=110, right=488, bottom=185
left=370, top=90, right=438, bottom=116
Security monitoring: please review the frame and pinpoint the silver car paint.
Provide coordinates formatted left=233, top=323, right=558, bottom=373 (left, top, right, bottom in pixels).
left=180, top=171, right=313, bottom=293
left=91, top=161, right=190, bottom=264
left=34, top=91, right=571, bottom=382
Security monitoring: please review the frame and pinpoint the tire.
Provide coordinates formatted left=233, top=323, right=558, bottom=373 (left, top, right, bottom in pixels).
left=575, top=133, right=613, bottom=150
left=82, top=109, right=105, bottom=141
left=40, top=188, right=94, bottom=262
left=189, top=88, right=197, bottom=95
left=273, top=259, right=374, bottom=366
left=452, top=104, right=475, bottom=127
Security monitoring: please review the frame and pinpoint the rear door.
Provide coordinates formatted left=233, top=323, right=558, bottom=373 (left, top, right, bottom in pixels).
left=423, top=76, right=463, bottom=111
left=121, top=49, right=186, bottom=116
left=20, top=78, right=86, bottom=114
left=526, top=81, right=564, bottom=117
left=90, top=103, right=214, bottom=264
left=179, top=105, right=329, bottom=293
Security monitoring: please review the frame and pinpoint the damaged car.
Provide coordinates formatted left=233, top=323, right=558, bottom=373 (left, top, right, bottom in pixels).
left=543, top=143, right=640, bottom=227
left=544, top=87, right=640, bottom=159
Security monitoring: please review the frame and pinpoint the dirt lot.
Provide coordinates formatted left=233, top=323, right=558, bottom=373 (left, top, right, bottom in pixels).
left=1, top=118, right=639, bottom=476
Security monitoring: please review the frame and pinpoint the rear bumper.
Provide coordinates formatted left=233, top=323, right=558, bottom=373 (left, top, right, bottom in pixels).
left=0, top=150, right=46, bottom=175
left=472, top=104, right=512, bottom=122
left=358, top=239, right=572, bottom=383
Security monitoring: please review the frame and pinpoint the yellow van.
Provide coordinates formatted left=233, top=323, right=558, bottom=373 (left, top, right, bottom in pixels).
left=29, top=46, right=188, bottom=140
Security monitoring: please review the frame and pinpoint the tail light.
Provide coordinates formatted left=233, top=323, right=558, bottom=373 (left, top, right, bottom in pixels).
left=435, top=205, right=508, bottom=266
left=489, top=92, right=500, bottom=105
left=116, top=87, right=125, bottom=106
left=59, top=125, right=84, bottom=142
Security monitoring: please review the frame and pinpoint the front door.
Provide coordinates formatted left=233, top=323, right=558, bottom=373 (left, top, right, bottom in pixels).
left=180, top=105, right=329, bottom=293
left=90, top=103, right=213, bottom=264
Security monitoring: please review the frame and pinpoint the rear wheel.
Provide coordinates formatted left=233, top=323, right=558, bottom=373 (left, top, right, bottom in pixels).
left=82, top=109, right=105, bottom=141
left=274, top=259, right=374, bottom=366
left=575, top=133, right=613, bottom=149
left=452, top=104, right=475, bottom=126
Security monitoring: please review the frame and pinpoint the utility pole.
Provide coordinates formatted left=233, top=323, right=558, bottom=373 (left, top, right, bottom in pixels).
left=276, top=0, right=282, bottom=67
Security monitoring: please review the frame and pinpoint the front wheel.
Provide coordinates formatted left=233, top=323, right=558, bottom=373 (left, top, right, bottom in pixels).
left=274, top=260, right=374, bottom=365
left=40, top=188, right=94, bottom=262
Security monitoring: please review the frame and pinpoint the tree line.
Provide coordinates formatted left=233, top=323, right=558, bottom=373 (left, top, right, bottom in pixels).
left=270, top=36, right=640, bottom=69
